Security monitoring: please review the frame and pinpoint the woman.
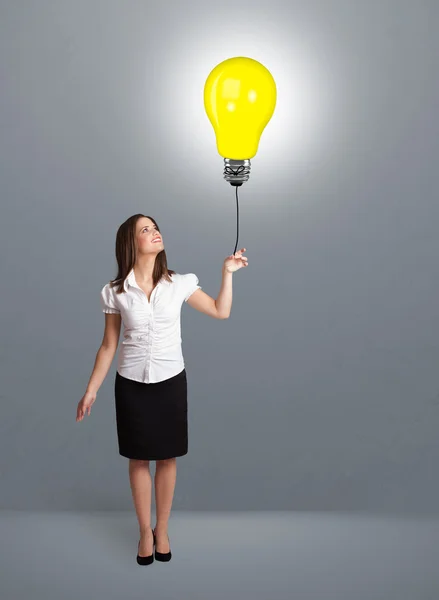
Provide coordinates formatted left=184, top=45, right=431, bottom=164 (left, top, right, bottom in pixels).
left=75, top=213, right=248, bottom=565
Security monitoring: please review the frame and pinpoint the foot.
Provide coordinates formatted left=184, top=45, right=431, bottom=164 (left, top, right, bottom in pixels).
left=153, top=527, right=170, bottom=553
left=138, top=528, right=154, bottom=557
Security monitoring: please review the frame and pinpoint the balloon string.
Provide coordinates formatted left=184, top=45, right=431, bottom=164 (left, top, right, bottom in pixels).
left=233, top=184, right=239, bottom=256
left=224, top=165, right=246, bottom=257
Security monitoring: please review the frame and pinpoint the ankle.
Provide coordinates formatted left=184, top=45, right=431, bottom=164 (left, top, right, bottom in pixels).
left=139, top=526, right=152, bottom=536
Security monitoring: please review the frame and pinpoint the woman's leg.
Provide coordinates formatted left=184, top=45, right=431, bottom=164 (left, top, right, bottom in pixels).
left=154, top=457, right=177, bottom=552
left=129, top=458, right=154, bottom=555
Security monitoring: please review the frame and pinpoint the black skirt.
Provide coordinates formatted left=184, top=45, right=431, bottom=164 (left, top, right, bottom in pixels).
left=114, top=368, right=188, bottom=460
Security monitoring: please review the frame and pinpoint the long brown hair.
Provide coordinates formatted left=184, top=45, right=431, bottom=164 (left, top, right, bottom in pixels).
left=109, top=214, right=175, bottom=294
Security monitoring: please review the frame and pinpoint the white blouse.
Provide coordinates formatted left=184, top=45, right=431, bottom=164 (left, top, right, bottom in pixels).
left=100, top=268, right=201, bottom=383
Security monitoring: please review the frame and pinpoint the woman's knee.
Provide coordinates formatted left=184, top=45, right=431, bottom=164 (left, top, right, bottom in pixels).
left=156, top=457, right=176, bottom=466
left=129, top=458, right=150, bottom=467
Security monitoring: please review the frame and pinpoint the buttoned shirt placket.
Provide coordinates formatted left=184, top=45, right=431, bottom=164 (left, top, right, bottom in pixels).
left=126, top=274, right=159, bottom=384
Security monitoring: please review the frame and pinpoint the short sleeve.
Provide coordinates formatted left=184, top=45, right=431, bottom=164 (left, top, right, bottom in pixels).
left=100, top=283, right=121, bottom=314
left=184, top=273, right=202, bottom=302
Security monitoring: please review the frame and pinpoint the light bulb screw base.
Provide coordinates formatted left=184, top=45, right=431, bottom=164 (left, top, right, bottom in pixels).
left=223, top=158, right=251, bottom=186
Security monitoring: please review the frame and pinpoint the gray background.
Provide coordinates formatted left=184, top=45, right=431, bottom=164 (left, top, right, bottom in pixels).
left=1, top=0, right=438, bottom=514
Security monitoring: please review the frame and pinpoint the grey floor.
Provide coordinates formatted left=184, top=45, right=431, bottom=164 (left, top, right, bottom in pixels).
left=2, top=511, right=439, bottom=599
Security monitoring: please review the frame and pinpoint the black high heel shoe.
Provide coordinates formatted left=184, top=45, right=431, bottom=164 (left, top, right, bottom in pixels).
left=136, top=527, right=154, bottom=565
left=153, top=528, right=172, bottom=562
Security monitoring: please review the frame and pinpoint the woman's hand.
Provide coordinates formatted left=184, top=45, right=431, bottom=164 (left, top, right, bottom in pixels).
left=76, top=390, right=97, bottom=422
left=223, top=248, right=249, bottom=273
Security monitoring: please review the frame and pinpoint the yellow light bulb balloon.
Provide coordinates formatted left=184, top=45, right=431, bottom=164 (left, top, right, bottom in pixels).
left=204, top=56, right=277, bottom=186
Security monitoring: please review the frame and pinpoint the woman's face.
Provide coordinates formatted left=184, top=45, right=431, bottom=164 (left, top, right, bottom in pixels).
left=136, top=218, right=164, bottom=254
